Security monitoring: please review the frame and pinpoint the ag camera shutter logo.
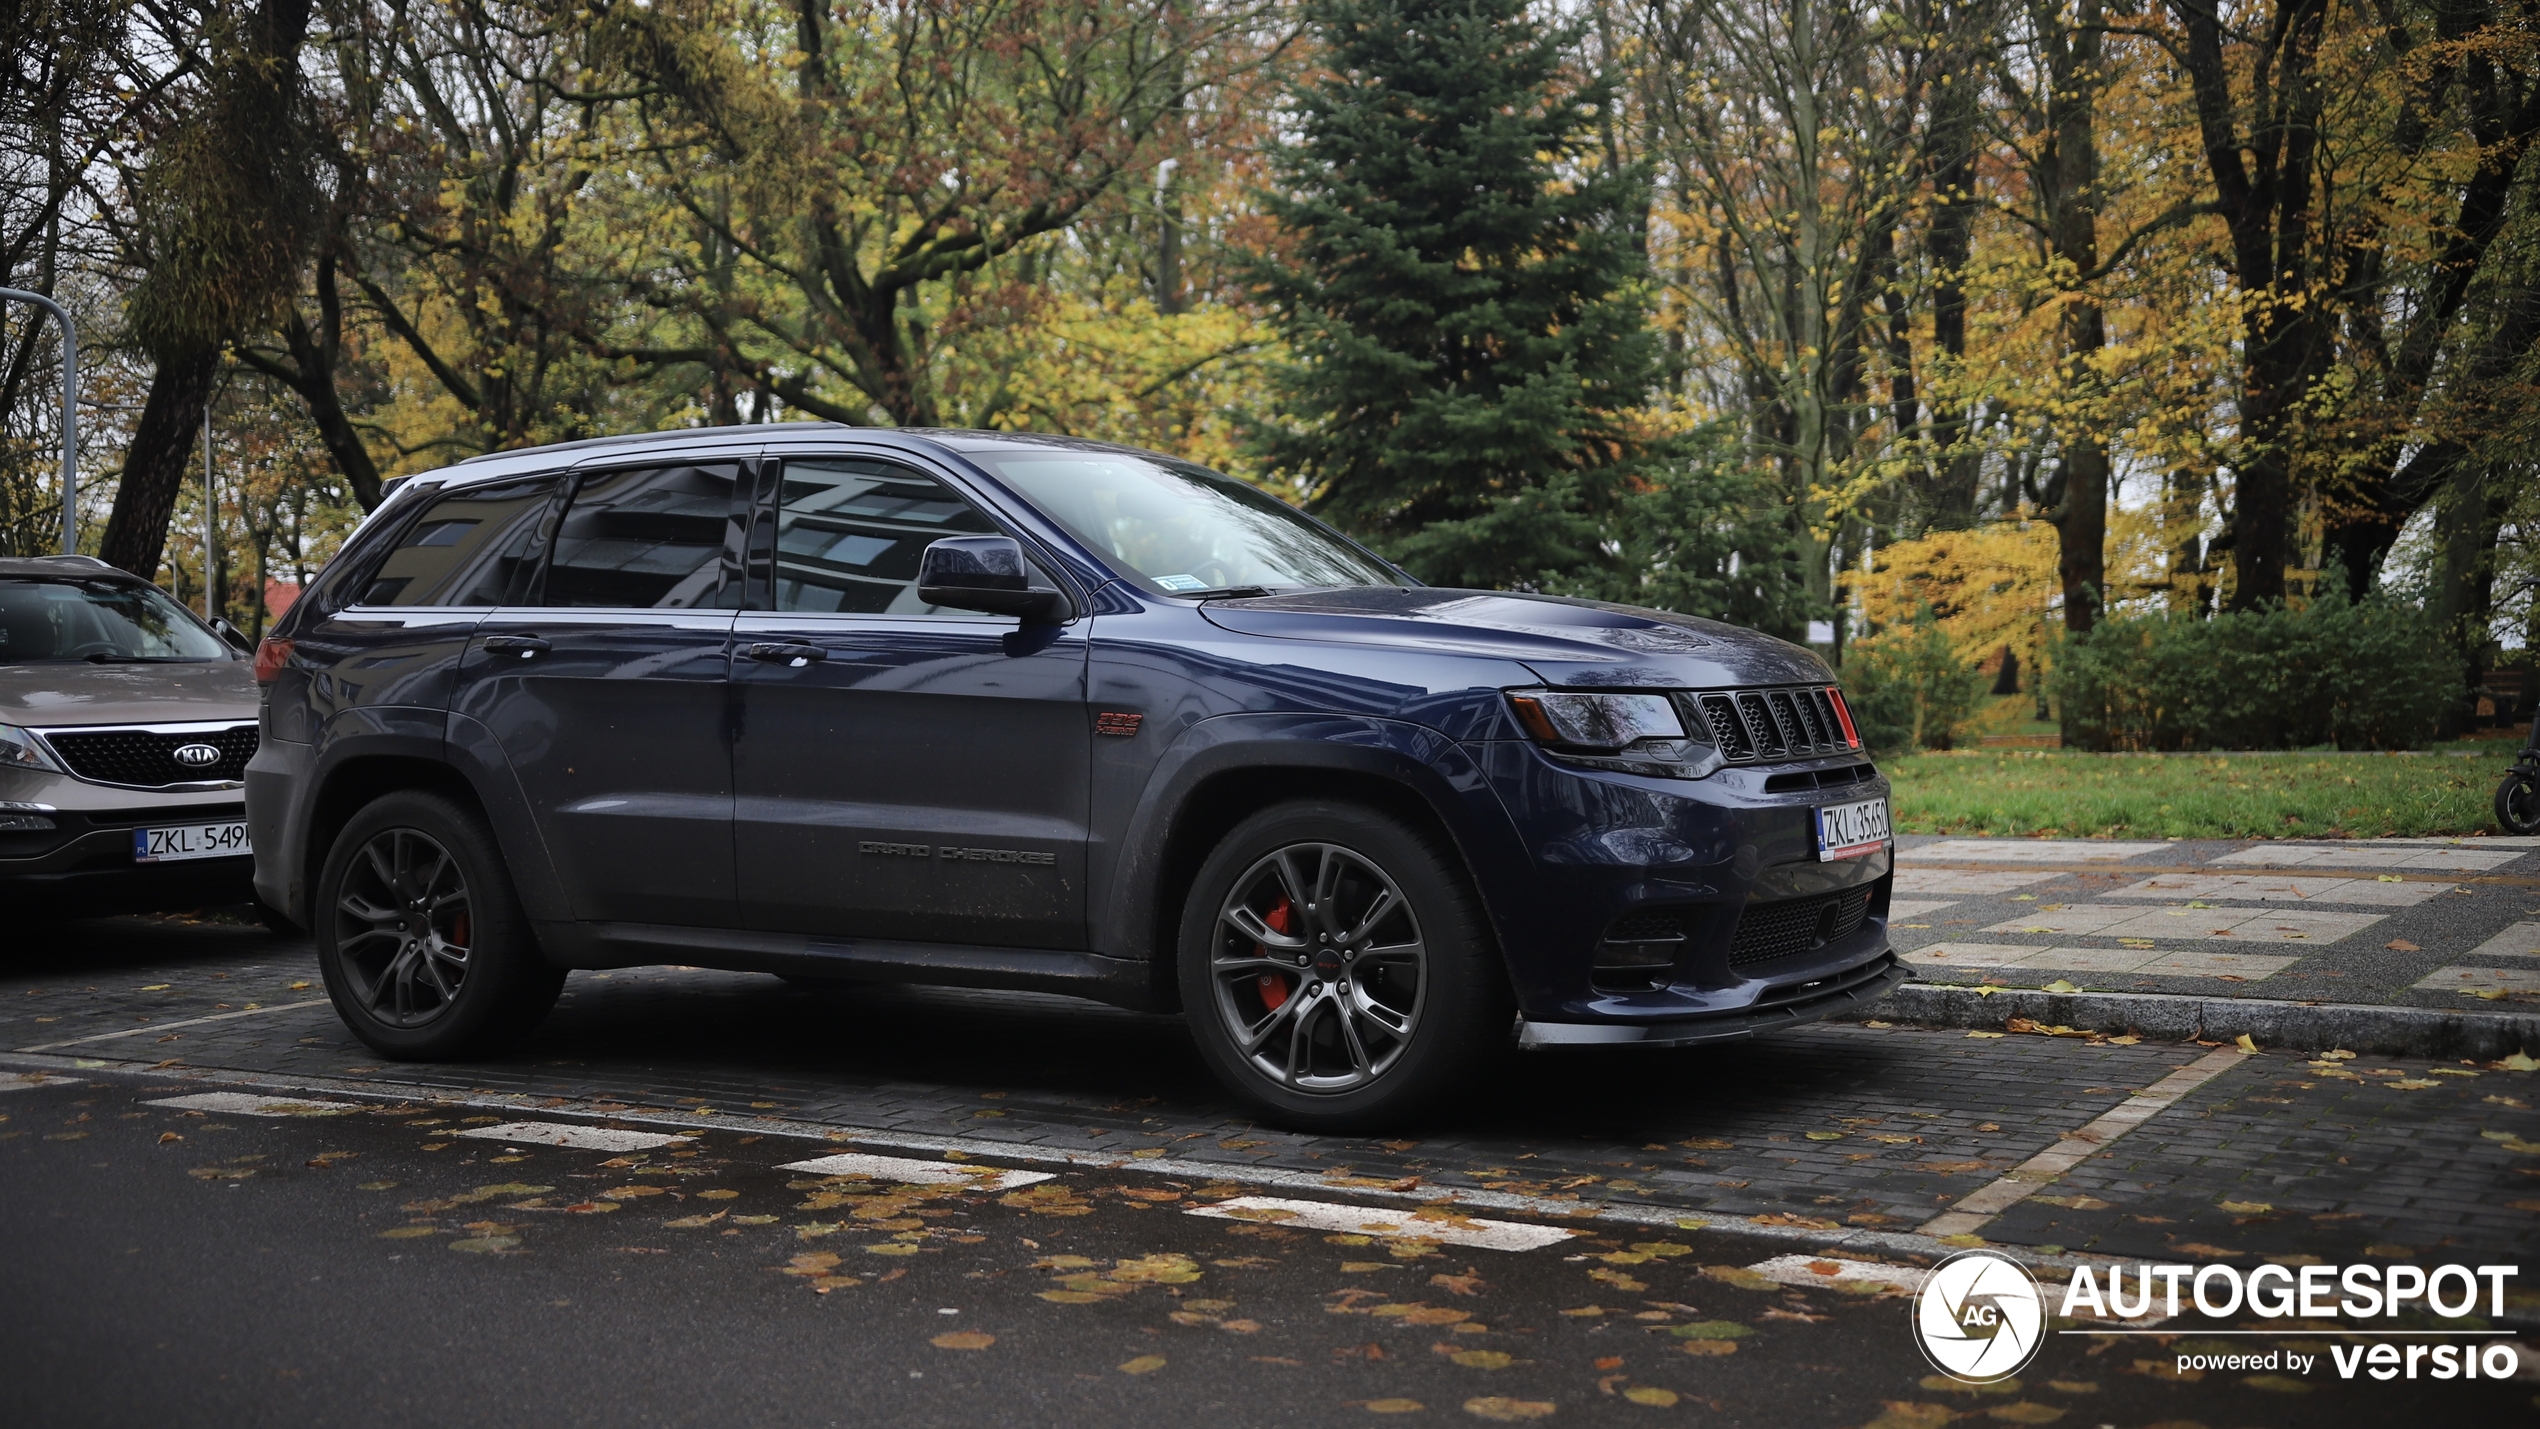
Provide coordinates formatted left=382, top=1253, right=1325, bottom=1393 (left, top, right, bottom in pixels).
left=1912, top=1250, right=2046, bottom=1383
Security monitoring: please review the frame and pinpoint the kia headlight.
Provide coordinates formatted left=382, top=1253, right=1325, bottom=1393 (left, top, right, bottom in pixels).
left=0, top=724, right=63, bottom=774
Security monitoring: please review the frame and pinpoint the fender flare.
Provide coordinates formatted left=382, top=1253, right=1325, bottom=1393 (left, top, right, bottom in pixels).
left=1097, top=712, right=1536, bottom=978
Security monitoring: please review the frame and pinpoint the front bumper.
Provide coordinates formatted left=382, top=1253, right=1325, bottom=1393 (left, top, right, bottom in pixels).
left=0, top=793, right=255, bottom=913
left=1472, top=738, right=1898, bottom=1029
left=1515, top=953, right=1907, bottom=1048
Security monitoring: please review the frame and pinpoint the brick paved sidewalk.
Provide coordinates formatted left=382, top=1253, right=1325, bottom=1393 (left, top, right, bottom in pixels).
left=1893, top=834, right=2540, bottom=1011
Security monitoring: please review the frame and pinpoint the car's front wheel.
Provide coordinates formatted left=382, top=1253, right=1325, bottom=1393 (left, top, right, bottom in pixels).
left=1179, top=801, right=1509, bottom=1130
left=315, top=790, right=564, bottom=1059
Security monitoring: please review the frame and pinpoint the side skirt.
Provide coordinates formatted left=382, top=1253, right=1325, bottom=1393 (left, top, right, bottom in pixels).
left=531, top=920, right=1168, bottom=1013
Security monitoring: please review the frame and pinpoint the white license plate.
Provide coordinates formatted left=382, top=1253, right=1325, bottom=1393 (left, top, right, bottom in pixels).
left=132, top=821, right=253, bottom=864
left=1816, top=797, right=1890, bottom=861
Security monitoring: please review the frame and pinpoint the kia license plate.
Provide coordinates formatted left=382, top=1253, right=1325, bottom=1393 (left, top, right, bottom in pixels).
left=132, top=821, right=252, bottom=864
left=1816, top=797, right=1890, bottom=861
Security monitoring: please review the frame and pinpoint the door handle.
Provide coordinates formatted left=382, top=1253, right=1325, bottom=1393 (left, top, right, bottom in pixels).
left=482, top=634, right=550, bottom=659
left=744, top=642, right=828, bottom=668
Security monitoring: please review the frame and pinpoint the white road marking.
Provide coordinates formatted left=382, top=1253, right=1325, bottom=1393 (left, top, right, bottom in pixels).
left=1903, top=943, right=2301, bottom=980
left=0, top=1074, right=57, bottom=1091
left=455, top=1121, right=691, bottom=1152
left=2213, top=843, right=2522, bottom=871
left=1903, top=840, right=2171, bottom=864
left=2466, top=923, right=2540, bottom=960
left=15, top=999, right=331, bottom=1053
left=1981, top=902, right=2382, bottom=944
left=1895, top=868, right=2062, bottom=894
left=1188, top=1195, right=1574, bottom=1251
left=2105, top=872, right=2454, bottom=906
left=1887, top=898, right=1959, bottom=918
left=1922, top=1044, right=2249, bottom=1238
left=145, top=1091, right=359, bottom=1117
left=2411, top=965, right=2540, bottom=995
left=778, top=1151, right=1054, bottom=1190
left=1745, top=1253, right=1927, bottom=1294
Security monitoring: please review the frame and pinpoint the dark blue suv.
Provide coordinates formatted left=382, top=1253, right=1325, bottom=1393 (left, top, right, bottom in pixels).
left=245, top=427, right=1898, bottom=1127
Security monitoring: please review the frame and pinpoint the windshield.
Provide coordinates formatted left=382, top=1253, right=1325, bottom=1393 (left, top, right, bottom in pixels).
left=0, top=579, right=230, bottom=663
left=972, top=451, right=1405, bottom=595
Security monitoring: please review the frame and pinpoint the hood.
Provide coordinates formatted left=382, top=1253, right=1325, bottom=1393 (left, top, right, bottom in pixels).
left=1197, top=588, right=1833, bottom=689
left=0, top=658, right=259, bottom=727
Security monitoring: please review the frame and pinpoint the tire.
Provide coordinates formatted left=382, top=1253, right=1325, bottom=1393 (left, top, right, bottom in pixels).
left=314, top=790, right=564, bottom=1060
left=2499, top=771, right=2540, bottom=835
left=1178, top=801, right=1511, bottom=1131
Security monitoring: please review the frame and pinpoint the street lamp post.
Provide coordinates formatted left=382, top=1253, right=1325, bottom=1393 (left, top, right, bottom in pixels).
left=0, top=287, right=79, bottom=555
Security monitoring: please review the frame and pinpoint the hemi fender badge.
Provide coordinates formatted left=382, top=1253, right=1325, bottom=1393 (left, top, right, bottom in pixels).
left=1094, top=710, right=1143, bottom=736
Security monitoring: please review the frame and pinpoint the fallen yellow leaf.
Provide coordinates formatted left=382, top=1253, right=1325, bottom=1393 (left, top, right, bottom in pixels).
left=1117, top=1354, right=1166, bottom=1375
left=1462, top=1398, right=1555, bottom=1422
left=931, top=1331, right=995, bottom=1350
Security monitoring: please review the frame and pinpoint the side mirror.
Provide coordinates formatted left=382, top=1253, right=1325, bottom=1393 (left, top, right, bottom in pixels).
left=917, top=536, right=1064, bottom=621
left=208, top=616, right=253, bottom=653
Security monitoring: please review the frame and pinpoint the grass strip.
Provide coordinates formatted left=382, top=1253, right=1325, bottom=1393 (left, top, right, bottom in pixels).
left=1885, top=750, right=2507, bottom=839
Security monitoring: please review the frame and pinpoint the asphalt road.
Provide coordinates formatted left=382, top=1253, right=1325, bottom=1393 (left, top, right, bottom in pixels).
left=4, top=1072, right=2530, bottom=1429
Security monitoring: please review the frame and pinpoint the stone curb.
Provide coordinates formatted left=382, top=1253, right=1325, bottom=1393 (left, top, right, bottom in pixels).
left=1870, top=982, right=2540, bottom=1059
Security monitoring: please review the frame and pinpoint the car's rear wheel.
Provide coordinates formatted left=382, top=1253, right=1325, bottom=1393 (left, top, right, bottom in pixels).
left=316, top=791, right=563, bottom=1059
left=1179, top=801, right=1509, bottom=1130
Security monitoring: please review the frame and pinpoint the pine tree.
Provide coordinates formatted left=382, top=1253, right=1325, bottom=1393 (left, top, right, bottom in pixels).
left=1248, top=0, right=1660, bottom=591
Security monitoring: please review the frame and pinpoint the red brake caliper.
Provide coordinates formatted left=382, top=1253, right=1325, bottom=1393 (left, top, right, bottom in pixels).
left=1255, top=897, right=1294, bottom=1010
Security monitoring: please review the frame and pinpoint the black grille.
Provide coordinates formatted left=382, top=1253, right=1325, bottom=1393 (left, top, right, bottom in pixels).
left=1727, top=888, right=1874, bottom=968
left=1683, top=686, right=1855, bottom=764
left=44, top=724, right=258, bottom=788
left=1763, top=762, right=1878, bottom=794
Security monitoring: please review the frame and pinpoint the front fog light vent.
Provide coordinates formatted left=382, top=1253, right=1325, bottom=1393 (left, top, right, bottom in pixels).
left=1594, top=912, right=1687, bottom=990
left=0, top=812, right=55, bottom=832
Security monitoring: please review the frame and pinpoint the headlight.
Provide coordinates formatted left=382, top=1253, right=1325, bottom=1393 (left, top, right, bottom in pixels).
left=0, top=725, right=63, bottom=774
left=1507, top=690, right=1686, bottom=751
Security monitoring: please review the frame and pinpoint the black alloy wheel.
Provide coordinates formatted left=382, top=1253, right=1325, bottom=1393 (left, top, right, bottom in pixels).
left=332, top=826, right=474, bottom=1026
left=316, top=790, right=563, bottom=1059
left=1179, top=801, right=1510, bottom=1130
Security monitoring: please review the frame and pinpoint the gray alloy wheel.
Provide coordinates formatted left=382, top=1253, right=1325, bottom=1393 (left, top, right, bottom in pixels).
left=330, top=826, right=474, bottom=1028
left=1179, top=800, right=1510, bottom=1130
left=1209, top=842, right=1427, bottom=1092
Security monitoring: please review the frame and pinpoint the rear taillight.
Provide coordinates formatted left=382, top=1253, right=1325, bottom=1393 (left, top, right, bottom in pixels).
left=1826, top=686, right=1860, bottom=748
left=254, top=636, right=296, bottom=684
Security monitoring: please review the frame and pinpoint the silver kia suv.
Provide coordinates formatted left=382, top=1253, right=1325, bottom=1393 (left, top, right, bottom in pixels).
left=0, top=555, right=262, bottom=915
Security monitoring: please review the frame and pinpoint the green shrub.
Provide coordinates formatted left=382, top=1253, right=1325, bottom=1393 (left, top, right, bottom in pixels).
left=2050, top=592, right=2463, bottom=750
left=1841, top=606, right=1983, bottom=753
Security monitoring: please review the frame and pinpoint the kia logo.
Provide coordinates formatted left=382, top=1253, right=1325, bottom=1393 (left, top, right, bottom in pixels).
left=171, top=743, right=221, bottom=768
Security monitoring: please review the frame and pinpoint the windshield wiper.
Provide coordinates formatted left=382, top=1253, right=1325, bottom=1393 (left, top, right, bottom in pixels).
left=1182, top=586, right=1276, bottom=600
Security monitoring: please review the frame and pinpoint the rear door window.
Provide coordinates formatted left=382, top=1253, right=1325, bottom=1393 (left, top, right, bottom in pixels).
left=356, top=476, right=564, bottom=607
left=544, top=463, right=746, bottom=609
left=770, top=458, right=1001, bottom=614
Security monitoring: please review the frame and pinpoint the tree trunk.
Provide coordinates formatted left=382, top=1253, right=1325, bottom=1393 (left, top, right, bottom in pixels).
left=1922, top=9, right=1984, bottom=530
left=97, top=350, right=217, bottom=577
left=2038, top=0, right=2108, bottom=634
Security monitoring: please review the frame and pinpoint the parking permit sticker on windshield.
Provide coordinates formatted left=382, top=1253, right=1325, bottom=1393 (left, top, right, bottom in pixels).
left=1153, top=574, right=1208, bottom=592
